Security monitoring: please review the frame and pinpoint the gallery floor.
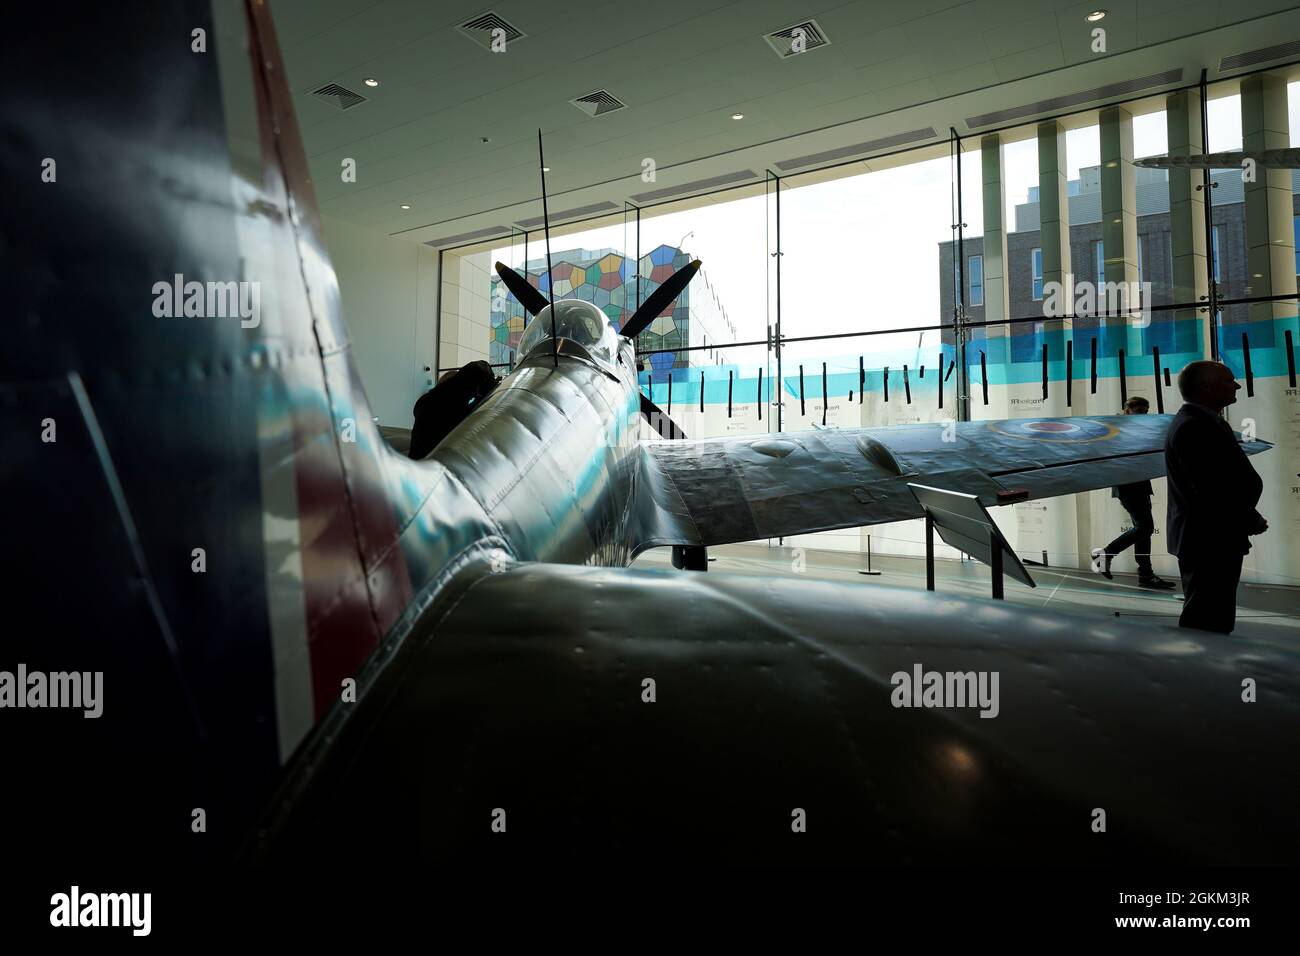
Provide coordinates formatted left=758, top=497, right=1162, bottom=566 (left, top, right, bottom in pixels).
left=634, top=542, right=1300, bottom=642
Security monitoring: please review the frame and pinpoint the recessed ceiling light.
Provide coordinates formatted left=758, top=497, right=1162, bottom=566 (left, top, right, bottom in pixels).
left=363, top=77, right=380, bottom=87
left=400, top=204, right=411, bottom=210
left=731, top=112, right=744, bottom=120
left=1086, top=10, right=1106, bottom=21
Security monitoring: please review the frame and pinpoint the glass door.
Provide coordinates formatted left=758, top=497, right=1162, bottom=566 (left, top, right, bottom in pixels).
left=765, top=169, right=783, bottom=436
left=765, top=169, right=784, bottom=549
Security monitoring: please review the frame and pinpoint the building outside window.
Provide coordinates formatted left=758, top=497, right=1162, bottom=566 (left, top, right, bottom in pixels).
left=941, top=163, right=1284, bottom=331
left=969, top=255, right=983, bottom=306
left=487, top=243, right=733, bottom=371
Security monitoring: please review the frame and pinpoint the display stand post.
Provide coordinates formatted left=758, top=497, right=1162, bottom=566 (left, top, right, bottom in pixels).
left=907, top=483, right=1035, bottom=600
left=925, top=515, right=935, bottom=591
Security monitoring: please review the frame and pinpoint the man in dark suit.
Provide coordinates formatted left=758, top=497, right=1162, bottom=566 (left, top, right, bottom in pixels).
left=1164, top=360, right=1267, bottom=633
left=1098, top=396, right=1176, bottom=589
left=408, top=360, right=499, bottom=460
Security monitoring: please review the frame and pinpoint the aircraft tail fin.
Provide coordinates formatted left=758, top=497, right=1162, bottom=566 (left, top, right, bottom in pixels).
left=0, top=0, right=459, bottom=862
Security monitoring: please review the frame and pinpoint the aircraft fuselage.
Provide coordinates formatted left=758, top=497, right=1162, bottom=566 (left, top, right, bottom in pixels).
left=427, top=334, right=644, bottom=570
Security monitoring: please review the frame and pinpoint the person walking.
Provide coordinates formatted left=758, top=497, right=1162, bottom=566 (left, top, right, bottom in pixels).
left=1098, top=396, right=1176, bottom=589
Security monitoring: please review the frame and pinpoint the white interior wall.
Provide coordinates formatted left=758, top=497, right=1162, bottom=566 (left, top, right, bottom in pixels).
left=320, top=214, right=439, bottom=427
left=439, top=251, right=492, bottom=369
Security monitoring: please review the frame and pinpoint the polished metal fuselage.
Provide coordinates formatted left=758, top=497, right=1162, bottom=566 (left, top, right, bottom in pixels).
left=427, top=336, right=644, bottom=570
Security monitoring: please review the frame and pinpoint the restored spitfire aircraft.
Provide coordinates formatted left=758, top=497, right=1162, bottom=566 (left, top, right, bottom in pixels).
left=3, top=0, right=1297, bottom=880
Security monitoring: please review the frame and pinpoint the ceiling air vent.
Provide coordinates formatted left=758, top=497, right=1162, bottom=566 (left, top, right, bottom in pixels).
left=630, top=170, right=757, bottom=204
left=965, top=68, right=1181, bottom=129
left=776, top=128, right=937, bottom=172
left=516, top=201, right=619, bottom=229
left=1220, top=39, right=1300, bottom=72
left=458, top=11, right=526, bottom=50
left=764, top=19, right=830, bottom=59
left=571, top=90, right=626, bottom=117
left=311, top=83, right=367, bottom=111
left=423, top=225, right=511, bottom=248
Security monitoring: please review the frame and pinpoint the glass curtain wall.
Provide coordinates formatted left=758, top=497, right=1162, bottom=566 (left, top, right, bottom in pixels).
left=635, top=185, right=768, bottom=442
left=775, top=143, right=959, bottom=557
left=1202, top=69, right=1299, bottom=588
left=433, top=63, right=1300, bottom=586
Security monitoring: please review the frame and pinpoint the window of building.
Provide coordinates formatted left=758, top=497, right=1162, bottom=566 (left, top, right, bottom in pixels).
left=1294, top=216, right=1299, bottom=275
left=969, top=255, right=983, bottom=306
left=1212, top=226, right=1221, bottom=284
left=1031, top=248, right=1043, bottom=300
left=1136, top=237, right=1143, bottom=283
left=1093, top=240, right=1104, bottom=286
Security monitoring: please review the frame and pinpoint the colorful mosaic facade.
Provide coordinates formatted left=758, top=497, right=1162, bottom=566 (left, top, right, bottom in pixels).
left=489, top=244, right=694, bottom=370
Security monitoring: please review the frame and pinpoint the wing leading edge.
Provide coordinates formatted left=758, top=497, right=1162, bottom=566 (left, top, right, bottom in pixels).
left=631, top=414, right=1271, bottom=554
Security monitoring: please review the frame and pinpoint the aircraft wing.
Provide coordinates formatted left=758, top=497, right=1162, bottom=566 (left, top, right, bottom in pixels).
left=268, top=562, right=1300, bottom=864
left=631, top=414, right=1272, bottom=552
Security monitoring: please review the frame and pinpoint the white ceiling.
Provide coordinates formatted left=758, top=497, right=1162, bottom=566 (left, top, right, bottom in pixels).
left=271, top=0, right=1300, bottom=244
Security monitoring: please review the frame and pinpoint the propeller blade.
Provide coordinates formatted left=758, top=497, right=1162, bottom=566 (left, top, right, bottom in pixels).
left=640, top=394, right=687, bottom=440
left=620, top=259, right=702, bottom=340
left=494, top=261, right=549, bottom=317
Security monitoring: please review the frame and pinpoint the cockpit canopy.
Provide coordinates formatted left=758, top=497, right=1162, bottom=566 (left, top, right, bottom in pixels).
left=518, top=299, right=618, bottom=366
